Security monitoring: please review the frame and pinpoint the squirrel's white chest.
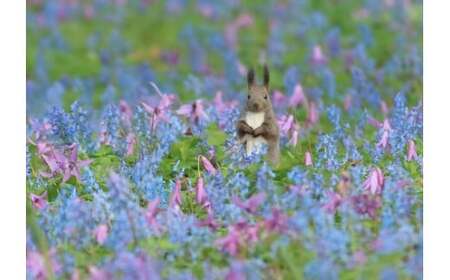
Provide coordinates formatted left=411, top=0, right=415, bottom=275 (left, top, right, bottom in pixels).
left=244, top=112, right=267, bottom=155
left=245, top=112, right=265, bottom=129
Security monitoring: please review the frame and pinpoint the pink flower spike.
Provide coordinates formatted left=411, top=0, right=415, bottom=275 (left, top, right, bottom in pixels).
left=30, top=192, right=47, bottom=210
left=311, top=45, right=327, bottom=65
left=126, top=133, right=136, bottom=156
left=289, top=83, right=306, bottom=108
left=146, top=198, right=162, bottom=233
left=376, top=119, right=392, bottom=149
left=119, top=100, right=133, bottom=127
left=381, top=101, right=389, bottom=115
left=344, top=94, right=352, bottom=111
left=93, top=224, right=108, bottom=245
left=363, top=167, right=384, bottom=195
left=307, top=102, right=319, bottom=125
left=195, top=177, right=209, bottom=206
left=200, top=155, right=216, bottom=175
left=288, top=123, right=300, bottom=147
left=304, top=151, right=313, bottom=166
left=169, top=180, right=182, bottom=209
left=407, top=140, right=418, bottom=161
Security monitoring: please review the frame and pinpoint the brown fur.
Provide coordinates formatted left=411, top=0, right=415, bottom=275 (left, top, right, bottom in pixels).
left=236, top=65, right=280, bottom=164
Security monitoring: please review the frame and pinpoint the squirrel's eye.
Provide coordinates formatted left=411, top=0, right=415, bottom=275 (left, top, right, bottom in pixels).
left=247, top=95, right=250, bottom=99
left=264, top=95, right=268, bottom=100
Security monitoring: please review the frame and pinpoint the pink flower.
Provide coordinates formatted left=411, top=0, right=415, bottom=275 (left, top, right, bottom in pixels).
left=278, top=114, right=294, bottom=135
left=272, top=90, right=287, bottom=108
left=363, top=167, right=384, bottom=195
left=93, top=224, right=108, bottom=245
left=307, top=102, right=319, bottom=125
left=323, top=191, right=342, bottom=214
left=289, top=83, right=306, bottom=108
left=214, top=91, right=238, bottom=114
left=200, top=155, right=217, bottom=175
left=198, top=213, right=220, bottom=230
left=119, top=100, right=133, bottom=128
left=141, top=101, right=170, bottom=132
left=89, top=266, right=109, bottom=280
left=380, top=100, right=389, bottom=115
left=27, top=249, right=61, bottom=279
left=146, top=198, right=162, bottom=233
left=304, top=151, right=313, bottom=166
left=407, top=140, right=418, bottom=161
left=288, top=123, right=300, bottom=146
left=367, top=117, right=383, bottom=128
left=225, top=13, right=254, bottom=48
left=352, top=250, right=367, bottom=266
left=232, top=192, right=266, bottom=215
left=263, top=208, right=289, bottom=233
left=311, top=45, right=327, bottom=65
left=125, top=133, right=136, bottom=156
left=169, top=179, right=183, bottom=210
left=176, top=99, right=208, bottom=124
left=30, top=192, right=47, bottom=210
left=83, top=5, right=95, bottom=19
left=344, top=94, right=352, bottom=111
left=376, top=119, right=392, bottom=149
left=61, top=144, right=92, bottom=183
left=195, top=177, right=210, bottom=210
left=216, top=227, right=241, bottom=256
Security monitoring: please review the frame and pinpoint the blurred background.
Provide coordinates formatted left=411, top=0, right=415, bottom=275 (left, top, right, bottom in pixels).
left=27, top=0, right=422, bottom=117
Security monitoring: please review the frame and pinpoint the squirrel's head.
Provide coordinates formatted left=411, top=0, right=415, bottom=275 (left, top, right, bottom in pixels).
left=246, top=65, right=271, bottom=113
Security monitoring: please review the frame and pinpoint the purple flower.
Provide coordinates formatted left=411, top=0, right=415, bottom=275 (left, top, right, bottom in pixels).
left=263, top=208, right=289, bottom=233
left=232, top=192, right=266, bottom=215
left=351, top=194, right=381, bottom=219
left=363, top=167, right=384, bottom=195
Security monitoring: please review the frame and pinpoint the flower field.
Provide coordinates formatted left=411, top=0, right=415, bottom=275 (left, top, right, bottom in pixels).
left=26, top=0, right=423, bottom=279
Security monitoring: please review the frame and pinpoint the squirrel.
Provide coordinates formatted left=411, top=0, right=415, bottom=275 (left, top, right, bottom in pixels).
left=236, top=65, right=280, bottom=164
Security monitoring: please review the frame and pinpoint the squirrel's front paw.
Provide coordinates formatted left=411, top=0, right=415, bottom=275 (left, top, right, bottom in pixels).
left=253, top=127, right=264, bottom=137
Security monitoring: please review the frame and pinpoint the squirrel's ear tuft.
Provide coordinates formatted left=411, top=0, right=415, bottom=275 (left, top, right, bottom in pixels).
left=263, top=65, right=270, bottom=88
left=247, top=68, right=255, bottom=87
